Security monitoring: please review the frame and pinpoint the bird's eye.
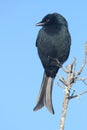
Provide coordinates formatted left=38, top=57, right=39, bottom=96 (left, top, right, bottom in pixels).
left=46, top=19, right=50, bottom=23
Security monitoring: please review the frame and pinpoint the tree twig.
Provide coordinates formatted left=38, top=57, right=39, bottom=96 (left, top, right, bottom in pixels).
left=68, top=90, right=87, bottom=99
left=58, top=43, right=87, bottom=130
left=59, top=93, right=69, bottom=130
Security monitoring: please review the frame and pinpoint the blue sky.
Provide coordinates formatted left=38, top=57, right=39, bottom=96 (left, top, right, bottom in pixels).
left=0, top=0, right=87, bottom=130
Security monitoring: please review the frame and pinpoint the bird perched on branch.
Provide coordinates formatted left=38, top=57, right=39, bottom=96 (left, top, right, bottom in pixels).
left=33, top=13, right=71, bottom=114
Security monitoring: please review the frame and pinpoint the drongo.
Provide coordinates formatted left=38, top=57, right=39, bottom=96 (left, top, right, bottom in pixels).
left=33, top=13, right=71, bottom=114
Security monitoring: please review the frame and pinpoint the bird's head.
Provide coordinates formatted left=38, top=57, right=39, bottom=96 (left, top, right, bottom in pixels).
left=36, top=13, right=68, bottom=27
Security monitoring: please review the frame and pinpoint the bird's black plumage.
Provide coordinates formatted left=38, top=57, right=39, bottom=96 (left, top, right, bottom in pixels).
left=33, top=13, right=71, bottom=114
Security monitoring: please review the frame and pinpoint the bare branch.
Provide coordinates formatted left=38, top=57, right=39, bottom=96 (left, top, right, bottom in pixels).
left=68, top=90, right=87, bottom=99
left=85, top=42, right=87, bottom=59
left=57, top=82, right=65, bottom=89
left=76, top=77, right=87, bottom=86
left=76, top=42, right=87, bottom=76
left=59, top=94, right=69, bottom=130
left=58, top=43, right=87, bottom=130
left=57, top=74, right=66, bottom=86
left=73, top=57, right=76, bottom=73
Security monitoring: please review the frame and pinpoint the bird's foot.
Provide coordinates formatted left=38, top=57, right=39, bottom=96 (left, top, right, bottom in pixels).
left=48, top=56, right=62, bottom=68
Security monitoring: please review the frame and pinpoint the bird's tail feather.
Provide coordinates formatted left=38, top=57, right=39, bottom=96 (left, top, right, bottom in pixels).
left=33, top=72, right=54, bottom=114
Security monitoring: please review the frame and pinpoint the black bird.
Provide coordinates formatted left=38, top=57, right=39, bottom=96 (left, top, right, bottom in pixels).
left=33, top=13, right=71, bottom=114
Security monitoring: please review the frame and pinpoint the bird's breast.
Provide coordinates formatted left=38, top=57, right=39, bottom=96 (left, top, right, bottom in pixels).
left=37, top=26, right=71, bottom=64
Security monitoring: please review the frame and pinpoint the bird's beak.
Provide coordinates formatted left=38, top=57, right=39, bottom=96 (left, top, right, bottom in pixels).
left=36, top=21, right=45, bottom=26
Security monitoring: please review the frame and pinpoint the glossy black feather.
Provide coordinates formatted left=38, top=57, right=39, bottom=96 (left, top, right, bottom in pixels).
left=33, top=13, right=71, bottom=114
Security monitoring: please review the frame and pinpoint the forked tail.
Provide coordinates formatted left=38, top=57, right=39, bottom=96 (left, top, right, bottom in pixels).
left=33, top=72, right=54, bottom=114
